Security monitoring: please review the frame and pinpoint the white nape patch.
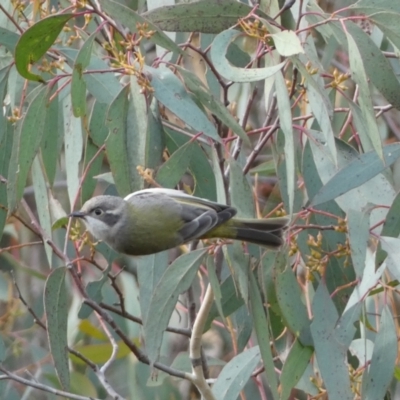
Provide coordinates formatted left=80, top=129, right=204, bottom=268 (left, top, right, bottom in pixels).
left=83, top=216, right=111, bottom=241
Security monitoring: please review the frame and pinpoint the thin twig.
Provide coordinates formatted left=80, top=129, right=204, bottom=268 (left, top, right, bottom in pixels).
left=0, top=369, right=99, bottom=400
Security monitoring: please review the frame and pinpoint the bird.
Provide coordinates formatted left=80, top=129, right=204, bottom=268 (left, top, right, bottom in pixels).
left=69, top=188, right=288, bottom=256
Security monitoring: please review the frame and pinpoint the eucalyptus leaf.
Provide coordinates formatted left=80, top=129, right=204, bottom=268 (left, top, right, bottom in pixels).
left=14, top=14, right=73, bottom=82
left=144, top=249, right=207, bottom=365
left=210, top=30, right=286, bottom=82
left=44, top=267, right=70, bottom=390
left=212, top=346, right=261, bottom=400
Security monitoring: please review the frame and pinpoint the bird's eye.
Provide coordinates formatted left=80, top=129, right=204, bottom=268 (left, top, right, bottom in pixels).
left=93, top=208, right=103, bottom=216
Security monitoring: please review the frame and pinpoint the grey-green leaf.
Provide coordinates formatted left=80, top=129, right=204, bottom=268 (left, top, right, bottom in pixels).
left=311, top=143, right=400, bottom=207
left=212, top=345, right=261, bottom=400
left=71, top=31, right=96, bottom=117
left=249, top=272, right=279, bottom=399
left=44, top=267, right=70, bottom=390
left=144, top=248, right=207, bottom=365
left=7, top=84, right=50, bottom=212
left=211, top=30, right=286, bottom=82
left=149, top=66, right=220, bottom=141
left=363, top=306, right=397, bottom=400
left=310, top=284, right=353, bottom=400
left=143, top=0, right=273, bottom=34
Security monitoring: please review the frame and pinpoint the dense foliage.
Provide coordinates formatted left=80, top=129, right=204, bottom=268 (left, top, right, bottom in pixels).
left=0, top=0, right=400, bottom=399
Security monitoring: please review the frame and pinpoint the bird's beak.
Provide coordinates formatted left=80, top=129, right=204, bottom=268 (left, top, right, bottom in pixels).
left=69, top=211, right=86, bottom=219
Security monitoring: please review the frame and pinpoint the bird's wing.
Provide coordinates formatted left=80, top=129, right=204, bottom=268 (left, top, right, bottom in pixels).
left=125, top=188, right=236, bottom=243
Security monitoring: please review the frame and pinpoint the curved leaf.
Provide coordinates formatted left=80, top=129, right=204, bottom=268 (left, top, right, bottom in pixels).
left=211, top=30, right=286, bottom=82
left=15, top=14, right=73, bottom=82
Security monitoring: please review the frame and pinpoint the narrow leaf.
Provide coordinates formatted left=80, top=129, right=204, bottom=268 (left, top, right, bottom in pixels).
left=156, top=140, right=196, bottom=189
left=249, top=272, right=279, bottom=399
left=275, top=71, right=295, bottom=214
left=363, top=306, right=397, bottom=400
left=32, top=157, right=52, bottom=267
left=310, top=284, right=353, bottom=400
left=279, top=340, right=313, bottom=400
left=311, top=143, right=400, bottom=207
left=144, top=249, right=207, bottom=365
left=44, top=266, right=70, bottom=390
left=143, top=0, right=275, bottom=34
left=346, top=29, right=383, bottom=158
left=71, top=31, right=96, bottom=117
left=7, top=85, right=50, bottom=212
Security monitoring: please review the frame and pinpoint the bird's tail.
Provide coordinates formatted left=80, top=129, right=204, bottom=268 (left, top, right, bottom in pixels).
left=231, top=217, right=288, bottom=247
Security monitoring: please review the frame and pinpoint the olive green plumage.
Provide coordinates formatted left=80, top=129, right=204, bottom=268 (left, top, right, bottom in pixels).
left=70, top=188, right=288, bottom=256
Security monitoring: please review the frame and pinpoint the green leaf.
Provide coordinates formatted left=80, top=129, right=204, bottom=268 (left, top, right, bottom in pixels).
left=105, top=84, right=133, bottom=196
left=0, top=67, right=12, bottom=239
left=0, top=27, right=20, bottom=53
left=280, top=340, right=313, bottom=400
left=14, top=14, right=73, bottom=82
left=137, top=251, right=169, bottom=324
left=271, top=30, right=304, bottom=56
left=81, top=102, right=107, bottom=202
left=44, top=266, right=70, bottom=391
left=274, top=254, right=313, bottom=346
left=163, top=127, right=216, bottom=199
left=345, top=28, right=383, bottom=158
left=40, top=89, right=60, bottom=186
left=206, top=256, right=224, bottom=324
left=212, top=346, right=261, bottom=400
left=349, top=1, right=400, bottom=16
left=60, top=47, right=122, bottom=105
left=347, top=207, right=371, bottom=278
left=229, top=158, right=255, bottom=218
left=78, top=263, right=112, bottom=319
left=292, top=56, right=337, bottom=164
left=98, top=0, right=183, bottom=55
left=63, top=95, right=83, bottom=206
left=204, top=275, right=244, bottom=331
left=149, top=66, right=220, bottom=142
left=210, top=30, right=286, bottom=82
left=345, top=249, right=386, bottom=311
left=0, top=334, right=5, bottom=362
left=224, top=243, right=250, bottom=305
left=310, top=284, right=353, bottom=400
left=32, top=157, right=52, bottom=267
left=144, top=249, right=207, bottom=365
left=175, top=66, right=249, bottom=144
left=345, top=20, right=400, bottom=110
left=143, top=0, right=274, bottom=34
left=310, top=143, right=400, bottom=207
left=363, top=306, right=397, bottom=400
left=71, top=31, right=96, bottom=117
left=7, top=85, right=50, bottom=212
left=275, top=71, right=295, bottom=214
left=156, top=140, right=196, bottom=188
left=249, top=272, right=279, bottom=399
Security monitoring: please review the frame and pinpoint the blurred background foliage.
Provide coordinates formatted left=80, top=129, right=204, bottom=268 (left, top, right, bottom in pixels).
left=1, top=0, right=400, bottom=399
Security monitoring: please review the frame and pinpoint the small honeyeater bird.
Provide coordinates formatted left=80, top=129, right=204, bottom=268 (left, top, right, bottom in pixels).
left=69, top=188, right=288, bottom=256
